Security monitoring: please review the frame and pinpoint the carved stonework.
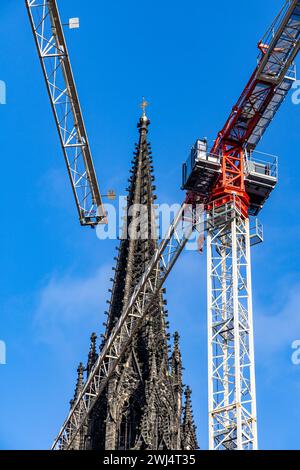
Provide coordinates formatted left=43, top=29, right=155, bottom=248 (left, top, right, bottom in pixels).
left=70, top=112, right=199, bottom=450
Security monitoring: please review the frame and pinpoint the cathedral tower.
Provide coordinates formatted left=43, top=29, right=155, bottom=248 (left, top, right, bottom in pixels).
left=70, top=105, right=198, bottom=450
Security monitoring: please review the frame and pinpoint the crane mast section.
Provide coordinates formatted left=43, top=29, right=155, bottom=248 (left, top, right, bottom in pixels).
left=212, top=0, right=300, bottom=155
left=51, top=204, right=204, bottom=449
left=26, top=0, right=106, bottom=227
left=207, top=198, right=257, bottom=450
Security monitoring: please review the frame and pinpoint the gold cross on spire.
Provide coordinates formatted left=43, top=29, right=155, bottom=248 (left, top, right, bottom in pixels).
left=140, top=97, right=149, bottom=117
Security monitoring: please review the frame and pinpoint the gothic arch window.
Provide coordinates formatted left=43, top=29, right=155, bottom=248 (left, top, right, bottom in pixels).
left=118, top=399, right=140, bottom=450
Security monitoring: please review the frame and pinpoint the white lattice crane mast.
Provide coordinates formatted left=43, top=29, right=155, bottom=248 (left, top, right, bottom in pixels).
left=26, top=0, right=300, bottom=450
left=204, top=0, right=300, bottom=449
left=25, top=0, right=106, bottom=226
left=184, top=0, right=300, bottom=449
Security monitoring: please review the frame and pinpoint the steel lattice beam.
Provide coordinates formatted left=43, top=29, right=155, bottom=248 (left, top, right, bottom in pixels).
left=212, top=0, right=300, bottom=155
left=25, top=0, right=106, bottom=226
left=258, top=0, right=300, bottom=84
left=51, top=203, right=204, bottom=450
left=207, top=198, right=257, bottom=450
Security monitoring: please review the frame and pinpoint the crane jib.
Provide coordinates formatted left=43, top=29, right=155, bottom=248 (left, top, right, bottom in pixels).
left=25, top=0, right=107, bottom=227
left=212, top=0, right=300, bottom=155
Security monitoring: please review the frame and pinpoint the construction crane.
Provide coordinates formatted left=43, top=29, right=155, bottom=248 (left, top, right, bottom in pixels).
left=25, top=0, right=107, bottom=226
left=26, top=0, right=300, bottom=450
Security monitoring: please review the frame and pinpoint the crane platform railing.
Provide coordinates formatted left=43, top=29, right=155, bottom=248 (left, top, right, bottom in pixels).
left=244, top=150, right=278, bottom=180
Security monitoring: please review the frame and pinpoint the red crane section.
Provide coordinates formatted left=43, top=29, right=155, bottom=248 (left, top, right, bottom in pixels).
left=209, top=0, right=300, bottom=215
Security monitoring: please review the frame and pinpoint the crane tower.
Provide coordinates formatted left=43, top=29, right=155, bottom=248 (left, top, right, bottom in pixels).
left=183, top=0, right=300, bottom=448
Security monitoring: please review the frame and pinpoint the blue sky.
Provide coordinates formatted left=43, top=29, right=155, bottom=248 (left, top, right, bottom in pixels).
left=0, top=0, right=300, bottom=450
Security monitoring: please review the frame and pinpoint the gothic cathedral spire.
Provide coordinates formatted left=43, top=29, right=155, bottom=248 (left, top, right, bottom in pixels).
left=69, top=105, right=198, bottom=450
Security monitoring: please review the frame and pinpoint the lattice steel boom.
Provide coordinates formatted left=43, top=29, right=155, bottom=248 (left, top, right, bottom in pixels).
left=25, top=0, right=106, bottom=226
left=52, top=203, right=204, bottom=449
left=212, top=0, right=300, bottom=155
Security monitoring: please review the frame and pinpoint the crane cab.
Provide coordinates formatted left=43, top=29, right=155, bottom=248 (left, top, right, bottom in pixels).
left=182, top=139, right=221, bottom=199
left=182, top=141, right=278, bottom=215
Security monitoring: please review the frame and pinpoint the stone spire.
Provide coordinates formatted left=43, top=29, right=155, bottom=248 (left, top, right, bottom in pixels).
left=87, top=333, right=98, bottom=375
left=68, top=104, right=198, bottom=450
left=69, top=363, right=86, bottom=450
left=171, top=332, right=183, bottom=449
left=182, top=387, right=199, bottom=450
left=70, top=362, right=84, bottom=408
left=100, top=101, right=156, bottom=342
left=171, top=332, right=182, bottom=386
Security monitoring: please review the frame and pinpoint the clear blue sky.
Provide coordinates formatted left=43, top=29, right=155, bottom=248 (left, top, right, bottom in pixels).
left=0, top=0, right=299, bottom=450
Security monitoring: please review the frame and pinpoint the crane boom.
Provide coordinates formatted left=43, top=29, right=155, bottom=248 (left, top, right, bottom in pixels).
left=26, top=0, right=106, bottom=226
left=212, top=0, right=300, bottom=154
left=50, top=0, right=300, bottom=450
